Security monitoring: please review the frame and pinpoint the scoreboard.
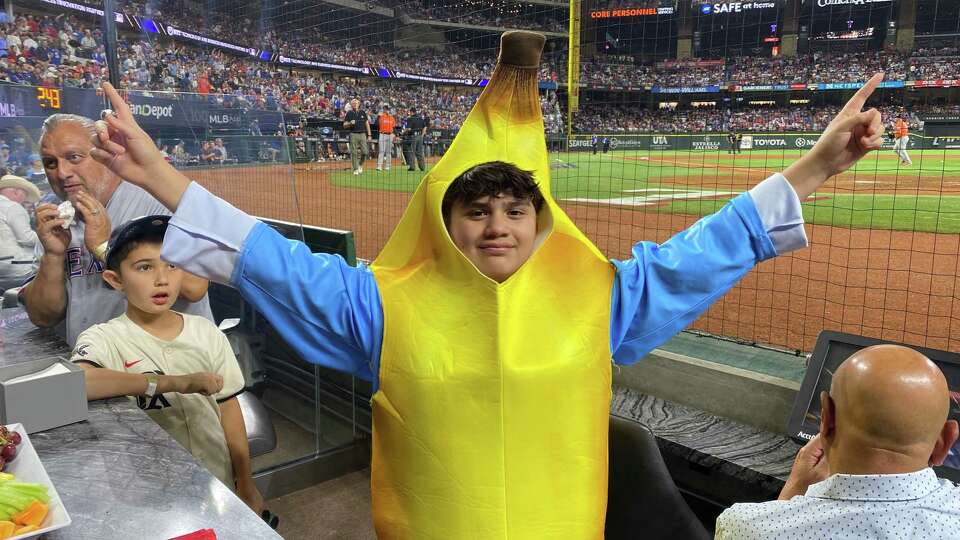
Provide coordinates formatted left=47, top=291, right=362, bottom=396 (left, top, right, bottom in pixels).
left=0, top=85, right=65, bottom=118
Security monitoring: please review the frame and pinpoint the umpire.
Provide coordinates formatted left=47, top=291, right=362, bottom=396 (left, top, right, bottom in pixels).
left=405, top=107, right=428, bottom=171
left=345, top=98, right=371, bottom=175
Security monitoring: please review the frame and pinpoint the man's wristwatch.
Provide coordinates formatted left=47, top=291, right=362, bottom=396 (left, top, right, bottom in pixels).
left=92, top=241, right=108, bottom=263
left=144, top=374, right=159, bottom=397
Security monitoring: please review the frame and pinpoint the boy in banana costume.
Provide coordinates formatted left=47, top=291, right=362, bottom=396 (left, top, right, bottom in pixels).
left=85, top=31, right=885, bottom=539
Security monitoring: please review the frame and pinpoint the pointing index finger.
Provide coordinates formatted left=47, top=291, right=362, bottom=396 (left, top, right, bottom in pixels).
left=99, top=82, right=133, bottom=123
left=841, top=73, right=884, bottom=115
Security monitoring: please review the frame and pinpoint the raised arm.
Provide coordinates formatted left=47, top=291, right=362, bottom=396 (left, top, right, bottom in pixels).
left=611, top=74, right=886, bottom=364
left=89, top=82, right=382, bottom=381
left=783, top=73, right=885, bottom=200
left=89, top=82, right=191, bottom=211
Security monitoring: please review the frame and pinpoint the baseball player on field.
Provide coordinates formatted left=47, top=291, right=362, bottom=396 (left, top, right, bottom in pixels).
left=893, top=116, right=912, bottom=166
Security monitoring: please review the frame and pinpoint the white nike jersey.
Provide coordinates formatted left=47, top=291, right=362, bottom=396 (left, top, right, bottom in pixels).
left=71, top=312, right=244, bottom=488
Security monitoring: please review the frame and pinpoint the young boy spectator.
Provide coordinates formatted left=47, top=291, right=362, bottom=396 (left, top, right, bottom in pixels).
left=69, top=215, right=270, bottom=522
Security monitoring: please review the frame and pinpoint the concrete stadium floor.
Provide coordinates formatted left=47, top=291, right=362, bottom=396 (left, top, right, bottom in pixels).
left=268, top=468, right=375, bottom=540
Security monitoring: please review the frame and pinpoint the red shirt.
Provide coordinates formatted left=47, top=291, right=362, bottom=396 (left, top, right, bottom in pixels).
left=197, top=75, right=211, bottom=95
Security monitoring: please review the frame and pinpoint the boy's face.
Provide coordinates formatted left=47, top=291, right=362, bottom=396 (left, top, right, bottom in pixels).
left=105, top=243, right=183, bottom=315
left=447, top=193, right=538, bottom=283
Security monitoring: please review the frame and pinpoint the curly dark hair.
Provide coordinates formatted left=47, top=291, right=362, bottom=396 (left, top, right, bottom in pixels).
left=441, top=161, right=546, bottom=224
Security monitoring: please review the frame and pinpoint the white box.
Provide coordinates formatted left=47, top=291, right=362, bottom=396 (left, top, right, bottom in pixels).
left=0, top=358, right=87, bottom=434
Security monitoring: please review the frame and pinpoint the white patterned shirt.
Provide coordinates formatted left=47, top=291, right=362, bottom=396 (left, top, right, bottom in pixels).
left=715, top=468, right=960, bottom=539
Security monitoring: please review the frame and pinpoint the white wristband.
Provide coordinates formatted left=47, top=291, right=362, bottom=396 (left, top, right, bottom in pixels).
left=144, top=374, right=158, bottom=397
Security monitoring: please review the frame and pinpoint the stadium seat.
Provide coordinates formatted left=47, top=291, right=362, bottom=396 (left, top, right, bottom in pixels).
left=237, top=391, right=278, bottom=458
left=606, top=415, right=710, bottom=540
left=218, top=317, right=277, bottom=457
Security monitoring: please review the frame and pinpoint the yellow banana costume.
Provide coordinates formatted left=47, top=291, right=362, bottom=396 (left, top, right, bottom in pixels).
left=370, top=32, right=616, bottom=539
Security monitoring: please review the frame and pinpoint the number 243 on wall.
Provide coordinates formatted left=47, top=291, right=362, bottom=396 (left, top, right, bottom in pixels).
left=36, top=87, right=61, bottom=109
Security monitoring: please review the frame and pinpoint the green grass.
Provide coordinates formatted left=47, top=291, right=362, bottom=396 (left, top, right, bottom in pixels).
left=665, top=194, right=960, bottom=233
left=329, top=149, right=960, bottom=233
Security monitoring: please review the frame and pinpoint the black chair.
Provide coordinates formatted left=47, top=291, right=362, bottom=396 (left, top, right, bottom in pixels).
left=606, top=415, right=710, bottom=540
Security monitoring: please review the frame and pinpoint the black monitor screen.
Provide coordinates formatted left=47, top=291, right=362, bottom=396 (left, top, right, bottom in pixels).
left=787, top=331, right=960, bottom=482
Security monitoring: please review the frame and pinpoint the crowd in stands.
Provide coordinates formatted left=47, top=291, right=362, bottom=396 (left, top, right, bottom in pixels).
left=571, top=104, right=943, bottom=134
left=580, top=58, right=723, bottom=88
left=63, top=0, right=554, bottom=79
left=728, top=52, right=905, bottom=85
left=581, top=50, right=921, bottom=88
left=1, top=6, right=959, bottom=137
left=383, top=0, right=568, bottom=33
left=0, top=13, right=109, bottom=87
left=908, top=47, right=960, bottom=80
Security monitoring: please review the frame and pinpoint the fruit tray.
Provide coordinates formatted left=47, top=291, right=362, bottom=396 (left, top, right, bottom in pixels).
left=2, top=424, right=70, bottom=539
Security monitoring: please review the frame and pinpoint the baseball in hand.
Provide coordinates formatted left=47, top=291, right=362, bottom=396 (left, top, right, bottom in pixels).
left=57, top=200, right=76, bottom=228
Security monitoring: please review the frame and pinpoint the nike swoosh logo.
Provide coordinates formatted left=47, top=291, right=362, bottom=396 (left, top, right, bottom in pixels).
left=124, top=360, right=142, bottom=369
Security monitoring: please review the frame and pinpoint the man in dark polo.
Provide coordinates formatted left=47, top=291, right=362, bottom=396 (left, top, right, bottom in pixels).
left=344, top=98, right=371, bottom=175
left=404, top=107, right=428, bottom=172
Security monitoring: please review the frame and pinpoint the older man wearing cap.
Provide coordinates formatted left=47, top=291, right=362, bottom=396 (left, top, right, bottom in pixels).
left=0, top=175, right=40, bottom=291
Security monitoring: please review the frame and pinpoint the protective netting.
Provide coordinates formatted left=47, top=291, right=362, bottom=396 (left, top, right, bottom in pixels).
left=3, top=0, right=960, bottom=353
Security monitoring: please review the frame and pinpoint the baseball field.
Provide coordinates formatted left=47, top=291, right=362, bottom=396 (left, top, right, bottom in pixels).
left=190, top=145, right=960, bottom=356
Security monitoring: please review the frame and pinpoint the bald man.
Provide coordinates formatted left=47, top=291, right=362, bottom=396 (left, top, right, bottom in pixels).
left=716, top=344, right=960, bottom=539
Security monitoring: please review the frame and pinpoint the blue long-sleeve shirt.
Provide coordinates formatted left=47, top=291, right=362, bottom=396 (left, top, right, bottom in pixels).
left=162, top=174, right=806, bottom=390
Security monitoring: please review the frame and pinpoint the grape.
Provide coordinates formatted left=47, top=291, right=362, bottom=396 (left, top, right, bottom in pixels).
left=1, top=444, right=15, bottom=461
left=8, top=433, right=20, bottom=445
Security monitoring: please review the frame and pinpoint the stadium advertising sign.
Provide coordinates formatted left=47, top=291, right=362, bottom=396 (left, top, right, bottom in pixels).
left=932, top=137, right=960, bottom=149
left=165, top=25, right=258, bottom=57
left=208, top=109, right=245, bottom=129
left=35, top=0, right=125, bottom=23
left=658, top=59, right=725, bottom=68
left=590, top=7, right=676, bottom=17
left=914, top=80, right=960, bottom=88
left=568, top=139, right=594, bottom=149
left=568, top=133, right=940, bottom=152
left=699, top=1, right=777, bottom=14
left=392, top=71, right=476, bottom=85
left=651, top=135, right=673, bottom=150
left=815, top=81, right=905, bottom=90
left=736, top=84, right=791, bottom=91
left=814, top=0, right=891, bottom=7
left=740, top=135, right=790, bottom=149
left=652, top=85, right=721, bottom=93
left=276, top=55, right=371, bottom=75
left=123, top=95, right=188, bottom=126
left=691, top=136, right=722, bottom=150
